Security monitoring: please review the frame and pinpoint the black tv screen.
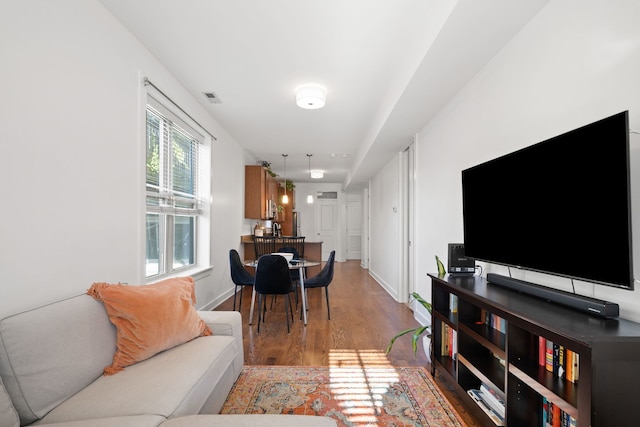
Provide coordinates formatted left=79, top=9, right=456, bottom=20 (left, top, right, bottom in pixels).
left=462, top=111, right=633, bottom=289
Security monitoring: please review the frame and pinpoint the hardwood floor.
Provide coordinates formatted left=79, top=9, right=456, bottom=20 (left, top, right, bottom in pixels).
left=214, top=260, right=481, bottom=426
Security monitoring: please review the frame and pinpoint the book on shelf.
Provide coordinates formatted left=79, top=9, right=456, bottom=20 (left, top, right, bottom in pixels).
left=565, top=348, right=573, bottom=381
left=440, top=323, right=457, bottom=359
left=479, top=383, right=505, bottom=418
left=542, top=397, right=577, bottom=427
left=449, top=294, right=458, bottom=313
left=450, top=328, right=457, bottom=359
left=467, top=389, right=504, bottom=426
left=484, top=311, right=507, bottom=334
left=441, top=324, right=449, bottom=356
left=552, top=342, right=560, bottom=377
left=572, top=352, right=579, bottom=382
left=541, top=337, right=580, bottom=382
left=557, top=345, right=565, bottom=379
left=545, top=339, right=554, bottom=372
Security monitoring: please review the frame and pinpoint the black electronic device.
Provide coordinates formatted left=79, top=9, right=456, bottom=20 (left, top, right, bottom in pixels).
left=462, top=111, right=633, bottom=289
left=448, top=243, right=475, bottom=275
left=487, top=273, right=620, bottom=318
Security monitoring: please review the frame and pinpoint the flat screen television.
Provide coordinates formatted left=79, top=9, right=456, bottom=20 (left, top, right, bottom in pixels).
left=462, top=111, right=634, bottom=289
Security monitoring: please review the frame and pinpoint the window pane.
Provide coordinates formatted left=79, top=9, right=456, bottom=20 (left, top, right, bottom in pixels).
left=173, top=215, right=195, bottom=269
left=146, top=111, right=161, bottom=191
left=172, top=128, right=197, bottom=198
left=146, top=213, right=161, bottom=277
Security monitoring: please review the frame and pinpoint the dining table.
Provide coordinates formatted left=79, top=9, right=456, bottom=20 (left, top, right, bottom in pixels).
left=243, top=258, right=321, bottom=326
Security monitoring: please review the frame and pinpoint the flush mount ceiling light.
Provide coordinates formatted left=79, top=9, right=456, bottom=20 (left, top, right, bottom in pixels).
left=310, top=170, right=324, bottom=179
left=296, top=84, right=326, bottom=109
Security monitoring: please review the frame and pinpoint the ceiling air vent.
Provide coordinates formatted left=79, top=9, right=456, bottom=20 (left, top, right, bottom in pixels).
left=203, top=91, right=221, bottom=104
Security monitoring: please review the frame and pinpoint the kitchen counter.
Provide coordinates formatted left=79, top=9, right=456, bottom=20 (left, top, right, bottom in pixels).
left=240, top=236, right=323, bottom=276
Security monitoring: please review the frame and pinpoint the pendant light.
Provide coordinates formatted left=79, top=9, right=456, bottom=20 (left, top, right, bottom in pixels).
left=306, top=154, right=314, bottom=204
left=281, top=154, right=289, bottom=204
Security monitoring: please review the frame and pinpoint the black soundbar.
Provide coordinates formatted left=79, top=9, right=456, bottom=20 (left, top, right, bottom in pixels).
left=486, top=273, right=619, bottom=319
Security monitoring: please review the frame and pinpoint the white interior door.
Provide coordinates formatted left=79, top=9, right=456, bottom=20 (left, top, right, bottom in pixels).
left=346, top=200, right=362, bottom=260
left=316, top=198, right=338, bottom=261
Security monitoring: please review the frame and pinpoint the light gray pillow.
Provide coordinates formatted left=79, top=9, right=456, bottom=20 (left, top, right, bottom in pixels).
left=0, top=376, right=19, bottom=427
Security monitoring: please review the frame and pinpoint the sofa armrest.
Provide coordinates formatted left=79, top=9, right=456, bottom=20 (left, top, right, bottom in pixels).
left=198, top=311, right=244, bottom=375
left=198, top=310, right=241, bottom=337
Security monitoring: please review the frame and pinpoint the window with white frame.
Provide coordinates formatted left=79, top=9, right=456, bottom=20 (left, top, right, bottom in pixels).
left=145, top=95, right=209, bottom=278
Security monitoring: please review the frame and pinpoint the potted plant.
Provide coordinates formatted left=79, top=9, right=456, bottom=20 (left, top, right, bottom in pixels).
left=386, top=292, right=432, bottom=361
left=285, top=179, right=295, bottom=191
left=260, top=161, right=277, bottom=177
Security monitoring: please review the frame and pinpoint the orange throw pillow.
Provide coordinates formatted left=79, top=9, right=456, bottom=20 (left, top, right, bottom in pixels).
left=87, top=276, right=212, bottom=375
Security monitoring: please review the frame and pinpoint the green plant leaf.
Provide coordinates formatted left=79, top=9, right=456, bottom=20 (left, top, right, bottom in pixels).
left=385, top=327, right=418, bottom=354
left=435, top=255, right=446, bottom=275
left=386, top=292, right=432, bottom=357
left=410, top=292, right=432, bottom=314
left=411, top=325, right=430, bottom=354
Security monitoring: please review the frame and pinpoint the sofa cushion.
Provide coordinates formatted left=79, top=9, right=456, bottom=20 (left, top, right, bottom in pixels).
left=37, top=335, right=239, bottom=424
left=159, top=414, right=338, bottom=427
left=0, top=376, right=19, bottom=427
left=0, top=295, right=116, bottom=425
left=87, top=277, right=212, bottom=375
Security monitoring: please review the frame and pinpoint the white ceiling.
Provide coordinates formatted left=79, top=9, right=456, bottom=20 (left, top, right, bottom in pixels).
left=99, top=0, right=548, bottom=189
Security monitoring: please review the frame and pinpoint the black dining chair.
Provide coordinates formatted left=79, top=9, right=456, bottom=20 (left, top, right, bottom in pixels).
left=303, top=250, right=336, bottom=320
left=229, top=249, right=254, bottom=311
left=279, top=236, right=306, bottom=286
left=254, top=254, right=296, bottom=333
left=280, top=236, right=305, bottom=259
left=275, top=246, right=301, bottom=308
left=253, top=236, right=276, bottom=259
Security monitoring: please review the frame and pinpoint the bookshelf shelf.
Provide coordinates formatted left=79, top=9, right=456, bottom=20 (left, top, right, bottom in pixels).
left=429, top=273, right=640, bottom=427
left=459, top=322, right=505, bottom=356
left=433, top=310, right=457, bottom=329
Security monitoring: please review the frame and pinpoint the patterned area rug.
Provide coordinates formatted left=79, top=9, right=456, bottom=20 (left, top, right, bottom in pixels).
left=221, top=365, right=467, bottom=427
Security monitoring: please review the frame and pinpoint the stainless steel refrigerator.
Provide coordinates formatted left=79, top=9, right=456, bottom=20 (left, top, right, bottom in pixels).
left=292, top=211, right=299, bottom=236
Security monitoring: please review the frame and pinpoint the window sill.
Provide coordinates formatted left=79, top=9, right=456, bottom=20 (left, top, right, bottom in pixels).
left=147, top=265, right=213, bottom=284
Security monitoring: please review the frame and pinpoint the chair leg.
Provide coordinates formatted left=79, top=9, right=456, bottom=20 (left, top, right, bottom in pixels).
left=325, top=287, right=331, bottom=320
left=285, top=294, right=291, bottom=333
left=257, top=294, right=262, bottom=333
left=262, top=294, right=268, bottom=319
left=238, top=286, right=244, bottom=311
left=288, top=294, right=294, bottom=323
left=233, top=285, right=238, bottom=311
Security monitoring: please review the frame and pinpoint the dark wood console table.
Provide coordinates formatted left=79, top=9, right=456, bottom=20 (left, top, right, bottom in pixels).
left=429, top=273, right=640, bottom=427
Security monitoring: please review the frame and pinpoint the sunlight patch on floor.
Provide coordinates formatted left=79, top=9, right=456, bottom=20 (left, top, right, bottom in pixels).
left=328, top=349, right=399, bottom=426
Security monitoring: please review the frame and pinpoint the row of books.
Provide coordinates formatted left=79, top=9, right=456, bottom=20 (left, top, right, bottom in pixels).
left=440, top=323, right=458, bottom=359
left=543, top=397, right=577, bottom=427
left=467, top=384, right=505, bottom=426
left=479, top=309, right=507, bottom=334
left=539, top=337, right=579, bottom=382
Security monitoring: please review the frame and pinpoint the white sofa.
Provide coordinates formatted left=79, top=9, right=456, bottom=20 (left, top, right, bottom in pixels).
left=0, top=294, right=335, bottom=427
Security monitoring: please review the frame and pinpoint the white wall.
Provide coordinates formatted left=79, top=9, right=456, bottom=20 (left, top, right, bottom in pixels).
left=0, top=0, right=248, bottom=317
left=412, top=0, right=640, bottom=322
left=369, top=154, right=403, bottom=299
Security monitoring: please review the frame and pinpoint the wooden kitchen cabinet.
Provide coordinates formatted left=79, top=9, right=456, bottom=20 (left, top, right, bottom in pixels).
left=278, top=188, right=295, bottom=235
left=245, top=165, right=278, bottom=219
